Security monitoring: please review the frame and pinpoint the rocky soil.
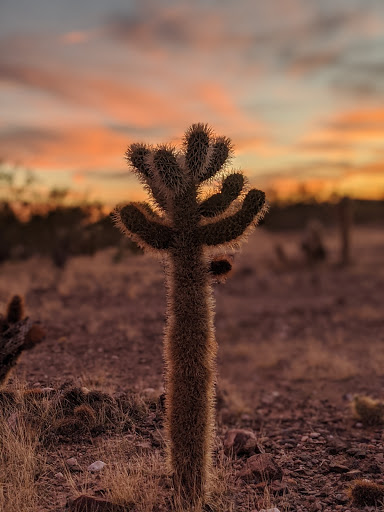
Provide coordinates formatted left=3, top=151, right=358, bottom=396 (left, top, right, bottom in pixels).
left=0, top=226, right=383, bottom=512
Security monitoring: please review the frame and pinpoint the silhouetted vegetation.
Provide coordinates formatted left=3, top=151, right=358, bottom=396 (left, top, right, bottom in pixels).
left=0, top=201, right=141, bottom=266
left=263, top=198, right=384, bottom=231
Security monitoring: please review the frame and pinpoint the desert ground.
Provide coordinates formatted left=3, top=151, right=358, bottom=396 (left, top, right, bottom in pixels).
left=1, top=225, right=384, bottom=512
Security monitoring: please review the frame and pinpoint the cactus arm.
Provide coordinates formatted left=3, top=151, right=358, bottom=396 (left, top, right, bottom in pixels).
left=184, top=123, right=212, bottom=179
left=113, top=203, right=174, bottom=250
left=198, top=173, right=244, bottom=218
left=125, top=143, right=152, bottom=179
left=199, top=189, right=266, bottom=246
left=198, top=136, right=232, bottom=183
left=152, top=146, right=186, bottom=195
left=125, top=144, right=169, bottom=211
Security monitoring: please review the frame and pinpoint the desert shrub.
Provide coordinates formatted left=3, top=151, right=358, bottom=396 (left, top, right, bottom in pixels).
left=353, top=396, right=384, bottom=426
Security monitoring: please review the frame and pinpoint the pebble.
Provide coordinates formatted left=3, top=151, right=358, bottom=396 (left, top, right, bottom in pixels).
left=66, top=457, right=78, bottom=467
left=329, top=463, right=350, bottom=473
left=259, top=509, right=281, bottom=512
left=88, top=460, right=106, bottom=472
left=335, top=493, right=348, bottom=504
left=54, top=472, right=65, bottom=480
left=223, top=429, right=260, bottom=457
left=238, top=453, right=283, bottom=483
left=42, top=387, right=55, bottom=393
left=310, top=432, right=321, bottom=438
left=66, top=457, right=82, bottom=472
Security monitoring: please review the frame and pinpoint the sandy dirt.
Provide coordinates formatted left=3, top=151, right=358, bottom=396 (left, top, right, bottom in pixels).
left=1, top=225, right=384, bottom=512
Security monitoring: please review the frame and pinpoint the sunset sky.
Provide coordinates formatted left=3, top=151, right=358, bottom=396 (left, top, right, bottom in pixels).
left=1, top=0, right=384, bottom=204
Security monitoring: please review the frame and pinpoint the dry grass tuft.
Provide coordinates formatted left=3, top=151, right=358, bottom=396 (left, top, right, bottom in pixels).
left=352, top=396, right=384, bottom=426
left=102, top=451, right=167, bottom=511
left=348, top=479, right=384, bottom=507
left=73, top=404, right=97, bottom=426
left=0, top=411, right=45, bottom=511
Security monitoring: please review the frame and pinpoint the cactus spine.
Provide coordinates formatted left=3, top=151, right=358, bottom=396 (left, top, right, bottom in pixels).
left=114, top=124, right=267, bottom=510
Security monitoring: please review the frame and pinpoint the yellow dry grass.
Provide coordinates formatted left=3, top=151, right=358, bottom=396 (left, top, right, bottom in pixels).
left=0, top=404, right=46, bottom=511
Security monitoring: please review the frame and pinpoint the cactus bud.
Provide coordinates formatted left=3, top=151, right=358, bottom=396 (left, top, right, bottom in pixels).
left=6, top=295, right=24, bottom=324
left=209, top=256, right=233, bottom=282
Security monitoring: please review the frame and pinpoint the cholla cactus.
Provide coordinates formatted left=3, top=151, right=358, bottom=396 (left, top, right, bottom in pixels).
left=0, top=296, right=46, bottom=385
left=114, top=123, right=267, bottom=510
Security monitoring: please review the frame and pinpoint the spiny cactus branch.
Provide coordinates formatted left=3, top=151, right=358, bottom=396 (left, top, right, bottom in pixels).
left=198, top=136, right=232, bottom=183
left=126, top=144, right=169, bottom=211
left=115, top=203, right=174, bottom=250
left=152, top=145, right=185, bottom=195
left=199, top=189, right=266, bottom=246
left=198, top=173, right=244, bottom=218
left=184, top=123, right=212, bottom=179
left=125, top=143, right=152, bottom=179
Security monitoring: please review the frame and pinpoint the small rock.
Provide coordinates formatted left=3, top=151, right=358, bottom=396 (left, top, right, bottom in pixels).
left=346, top=448, right=366, bottom=458
left=66, top=457, right=82, bottom=472
left=88, top=460, right=106, bottom=472
left=301, top=435, right=309, bottom=442
left=42, top=387, right=55, bottom=394
left=238, top=453, right=283, bottom=483
left=310, top=432, right=321, bottom=438
left=223, top=429, right=260, bottom=457
left=345, top=469, right=362, bottom=479
left=327, top=438, right=347, bottom=454
left=259, top=508, right=281, bottom=512
left=329, top=463, right=350, bottom=473
left=335, top=493, right=348, bottom=504
left=55, top=472, right=65, bottom=480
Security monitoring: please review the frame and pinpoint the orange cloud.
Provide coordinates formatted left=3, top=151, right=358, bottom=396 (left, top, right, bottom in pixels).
left=60, top=31, right=92, bottom=45
left=299, top=107, right=384, bottom=150
left=0, top=124, right=128, bottom=170
left=0, top=62, right=188, bottom=129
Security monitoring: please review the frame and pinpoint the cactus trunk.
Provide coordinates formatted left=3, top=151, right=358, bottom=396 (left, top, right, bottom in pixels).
left=164, top=192, right=216, bottom=509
